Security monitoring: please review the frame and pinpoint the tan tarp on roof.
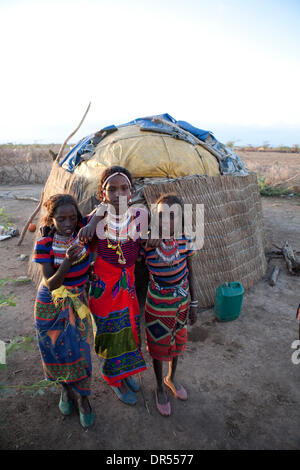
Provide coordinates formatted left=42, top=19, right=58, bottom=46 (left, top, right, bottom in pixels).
left=75, top=125, right=220, bottom=181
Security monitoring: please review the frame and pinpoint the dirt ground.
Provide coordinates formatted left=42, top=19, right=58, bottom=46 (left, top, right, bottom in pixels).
left=1, top=179, right=300, bottom=450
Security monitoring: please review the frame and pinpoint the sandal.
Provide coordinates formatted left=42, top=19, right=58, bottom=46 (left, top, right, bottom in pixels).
left=164, top=377, right=187, bottom=401
left=154, top=389, right=171, bottom=417
left=111, top=385, right=137, bottom=405
left=79, top=399, right=94, bottom=429
left=58, top=392, right=73, bottom=416
left=125, top=376, right=140, bottom=392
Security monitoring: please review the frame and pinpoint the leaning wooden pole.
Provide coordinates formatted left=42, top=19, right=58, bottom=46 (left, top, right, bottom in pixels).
left=55, top=101, right=91, bottom=164
left=17, top=102, right=91, bottom=246
left=17, top=190, right=44, bottom=246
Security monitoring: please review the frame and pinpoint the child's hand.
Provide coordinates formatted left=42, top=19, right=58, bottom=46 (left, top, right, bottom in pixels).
left=188, top=306, right=197, bottom=326
left=66, top=244, right=84, bottom=264
left=78, top=223, right=96, bottom=243
left=79, top=205, right=108, bottom=243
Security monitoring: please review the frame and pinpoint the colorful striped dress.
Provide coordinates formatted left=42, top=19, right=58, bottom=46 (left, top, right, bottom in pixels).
left=88, top=207, right=148, bottom=387
left=139, top=237, right=195, bottom=361
left=33, top=223, right=93, bottom=396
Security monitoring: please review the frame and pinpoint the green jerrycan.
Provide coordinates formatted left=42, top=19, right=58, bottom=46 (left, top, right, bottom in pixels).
left=214, top=282, right=244, bottom=322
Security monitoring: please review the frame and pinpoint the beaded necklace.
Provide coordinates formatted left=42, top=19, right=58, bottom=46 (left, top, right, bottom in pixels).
left=105, top=209, right=133, bottom=265
left=52, top=233, right=87, bottom=266
left=155, top=239, right=180, bottom=266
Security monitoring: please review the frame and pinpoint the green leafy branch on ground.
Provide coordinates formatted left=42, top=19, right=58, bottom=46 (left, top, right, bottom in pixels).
left=0, top=335, right=34, bottom=371
left=0, top=335, right=69, bottom=396
left=0, top=279, right=16, bottom=308
left=0, top=276, right=31, bottom=310
left=5, top=335, right=35, bottom=355
left=0, top=378, right=62, bottom=397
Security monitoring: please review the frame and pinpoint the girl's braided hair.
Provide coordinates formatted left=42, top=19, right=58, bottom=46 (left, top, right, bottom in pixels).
left=40, top=193, right=82, bottom=237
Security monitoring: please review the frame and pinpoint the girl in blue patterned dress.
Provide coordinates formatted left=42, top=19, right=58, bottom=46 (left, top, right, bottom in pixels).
left=33, top=194, right=94, bottom=428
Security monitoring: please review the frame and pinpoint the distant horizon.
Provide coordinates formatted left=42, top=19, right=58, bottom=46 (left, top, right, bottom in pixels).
left=1, top=124, right=299, bottom=148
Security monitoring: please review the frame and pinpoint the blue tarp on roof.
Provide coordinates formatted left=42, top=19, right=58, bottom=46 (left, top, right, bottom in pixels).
left=60, top=126, right=117, bottom=172
left=119, top=113, right=210, bottom=142
left=60, top=134, right=94, bottom=172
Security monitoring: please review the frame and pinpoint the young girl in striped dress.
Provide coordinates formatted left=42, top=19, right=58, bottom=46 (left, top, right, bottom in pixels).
left=139, top=193, right=198, bottom=417
left=33, top=194, right=94, bottom=428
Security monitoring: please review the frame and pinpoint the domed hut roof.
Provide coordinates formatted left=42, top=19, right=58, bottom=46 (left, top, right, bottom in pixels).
left=28, top=113, right=266, bottom=308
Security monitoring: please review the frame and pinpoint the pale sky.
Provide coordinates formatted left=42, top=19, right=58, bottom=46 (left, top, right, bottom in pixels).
left=1, top=0, right=300, bottom=146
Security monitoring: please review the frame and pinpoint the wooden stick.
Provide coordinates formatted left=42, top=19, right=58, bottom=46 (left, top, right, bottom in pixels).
left=13, top=196, right=39, bottom=203
left=55, top=102, right=91, bottom=164
left=0, top=195, right=39, bottom=202
left=272, top=173, right=300, bottom=188
left=265, top=250, right=283, bottom=257
left=272, top=243, right=282, bottom=251
left=17, top=190, right=44, bottom=246
left=138, top=374, right=151, bottom=415
left=269, top=265, right=280, bottom=286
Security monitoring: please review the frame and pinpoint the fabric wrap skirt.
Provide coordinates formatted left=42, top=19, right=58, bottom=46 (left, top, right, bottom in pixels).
left=144, top=278, right=189, bottom=361
left=89, top=256, right=147, bottom=387
left=34, top=284, right=92, bottom=396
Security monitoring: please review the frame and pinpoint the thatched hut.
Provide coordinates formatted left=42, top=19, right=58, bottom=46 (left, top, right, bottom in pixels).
left=28, top=113, right=266, bottom=308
